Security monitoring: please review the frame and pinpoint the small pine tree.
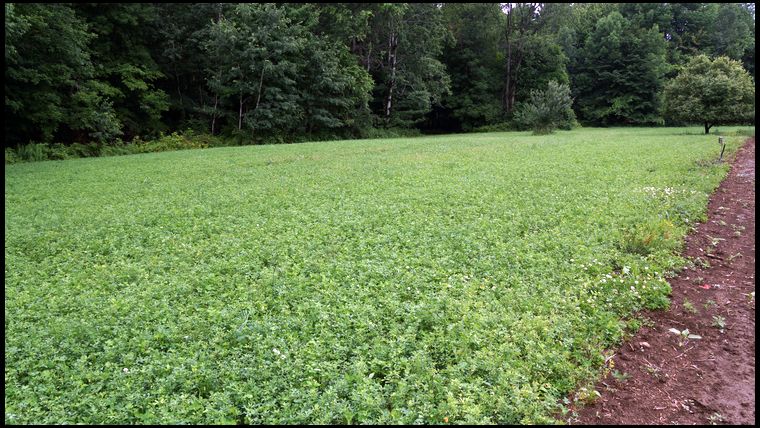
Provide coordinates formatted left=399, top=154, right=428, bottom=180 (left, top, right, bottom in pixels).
left=514, top=81, right=576, bottom=135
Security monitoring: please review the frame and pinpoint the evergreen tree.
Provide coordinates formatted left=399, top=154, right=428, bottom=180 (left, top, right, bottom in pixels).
left=574, top=11, right=668, bottom=125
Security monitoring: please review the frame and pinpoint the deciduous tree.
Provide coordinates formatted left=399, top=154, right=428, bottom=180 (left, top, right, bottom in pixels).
left=663, top=55, right=755, bottom=134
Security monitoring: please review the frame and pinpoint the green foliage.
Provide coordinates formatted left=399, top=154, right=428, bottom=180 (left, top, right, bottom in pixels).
left=5, top=132, right=231, bottom=163
left=4, top=3, right=106, bottom=145
left=513, top=81, right=576, bottom=135
left=663, top=55, right=755, bottom=133
left=71, top=3, right=170, bottom=140
left=4, top=3, right=167, bottom=146
left=473, top=122, right=519, bottom=133
left=131, top=132, right=206, bottom=153
left=362, top=3, right=452, bottom=128
left=710, top=4, right=755, bottom=65
left=5, top=127, right=747, bottom=423
left=682, top=299, right=698, bottom=314
left=711, top=315, right=726, bottom=332
left=5, top=147, right=21, bottom=164
left=5, top=2, right=756, bottom=148
left=357, top=127, right=422, bottom=140
left=68, top=91, right=124, bottom=143
left=619, top=219, right=681, bottom=256
left=515, top=35, right=570, bottom=105
left=298, top=31, right=373, bottom=136
left=14, top=143, right=50, bottom=162
left=4, top=3, right=30, bottom=62
left=201, top=4, right=373, bottom=141
left=438, top=3, right=505, bottom=131
left=574, top=11, right=669, bottom=125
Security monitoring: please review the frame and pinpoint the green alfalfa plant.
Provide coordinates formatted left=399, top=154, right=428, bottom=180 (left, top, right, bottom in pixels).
left=682, top=299, right=698, bottom=314
left=711, top=315, right=726, bottom=333
left=611, top=370, right=631, bottom=383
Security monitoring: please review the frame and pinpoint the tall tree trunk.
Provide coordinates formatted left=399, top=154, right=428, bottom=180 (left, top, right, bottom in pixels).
left=238, top=91, right=243, bottom=131
left=211, top=94, right=218, bottom=135
left=502, top=3, right=540, bottom=115
left=175, top=69, right=185, bottom=121
left=384, top=31, right=398, bottom=122
left=509, top=57, right=524, bottom=111
left=704, top=122, right=711, bottom=134
left=503, top=8, right=513, bottom=113
left=503, top=65, right=512, bottom=113
left=366, top=41, right=372, bottom=73
left=255, top=65, right=265, bottom=111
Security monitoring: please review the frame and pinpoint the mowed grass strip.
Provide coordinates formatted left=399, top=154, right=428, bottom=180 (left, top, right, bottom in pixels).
left=4, top=127, right=749, bottom=424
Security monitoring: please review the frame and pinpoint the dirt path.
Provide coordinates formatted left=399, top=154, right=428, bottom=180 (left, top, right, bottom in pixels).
left=568, top=138, right=756, bottom=425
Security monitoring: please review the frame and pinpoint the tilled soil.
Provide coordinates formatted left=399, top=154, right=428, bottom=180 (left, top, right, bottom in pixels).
left=567, top=138, right=755, bottom=425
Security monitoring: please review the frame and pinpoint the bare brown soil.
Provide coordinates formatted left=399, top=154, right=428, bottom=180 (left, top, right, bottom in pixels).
left=566, top=138, right=756, bottom=425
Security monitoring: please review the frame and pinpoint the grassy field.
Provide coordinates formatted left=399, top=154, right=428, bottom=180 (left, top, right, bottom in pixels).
left=4, top=127, right=752, bottom=424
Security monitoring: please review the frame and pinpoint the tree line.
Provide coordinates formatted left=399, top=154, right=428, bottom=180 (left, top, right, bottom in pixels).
left=4, top=3, right=756, bottom=148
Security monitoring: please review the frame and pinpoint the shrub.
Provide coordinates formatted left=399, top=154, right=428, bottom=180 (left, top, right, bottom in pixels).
left=47, top=143, right=74, bottom=160
left=98, top=142, right=135, bottom=157
left=132, top=132, right=210, bottom=153
left=185, top=131, right=227, bottom=148
left=68, top=142, right=100, bottom=158
left=5, top=147, right=21, bottom=164
left=473, top=122, right=517, bottom=133
left=513, top=81, right=576, bottom=135
left=4, top=131, right=238, bottom=164
left=16, top=143, right=50, bottom=162
left=359, top=127, right=422, bottom=140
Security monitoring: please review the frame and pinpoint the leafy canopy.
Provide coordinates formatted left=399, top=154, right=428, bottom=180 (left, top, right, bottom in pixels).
left=574, top=11, right=668, bottom=126
left=663, top=54, right=754, bottom=133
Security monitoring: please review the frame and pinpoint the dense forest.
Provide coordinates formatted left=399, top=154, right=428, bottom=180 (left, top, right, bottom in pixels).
left=4, top=3, right=756, bottom=150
